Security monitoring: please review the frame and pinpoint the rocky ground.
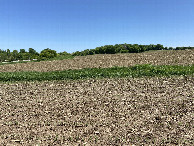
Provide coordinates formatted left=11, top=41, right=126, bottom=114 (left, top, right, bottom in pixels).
left=0, top=77, right=193, bottom=145
left=0, top=49, right=193, bottom=72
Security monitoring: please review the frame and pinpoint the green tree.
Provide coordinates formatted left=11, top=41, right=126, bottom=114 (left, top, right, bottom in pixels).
left=117, top=45, right=128, bottom=53
left=39, top=48, right=57, bottom=60
left=6, top=49, right=11, bottom=57
left=169, top=47, right=174, bottom=50
left=72, top=51, right=81, bottom=56
left=98, top=46, right=105, bottom=54
left=28, top=48, right=39, bottom=60
left=59, top=51, right=70, bottom=56
left=127, top=44, right=140, bottom=53
left=94, top=47, right=100, bottom=54
left=0, top=52, right=6, bottom=62
left=20, top=49, right=26, bottom=53
left=88, top=49, right=95, bottom=55
left=29, top=48, right=38, bottom=55
left=139, top=45, right=147, bottom=52
left=22, top=53, right=30, bottom=60
left=12, top=50, right=19, bottom=60
left=103, top=45, right=116, bottom=54
left=155, top=44, right=164, bottom=50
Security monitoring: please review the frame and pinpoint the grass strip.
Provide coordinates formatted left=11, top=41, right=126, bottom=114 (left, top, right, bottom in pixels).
left=0, top=64, right=193, bottom=82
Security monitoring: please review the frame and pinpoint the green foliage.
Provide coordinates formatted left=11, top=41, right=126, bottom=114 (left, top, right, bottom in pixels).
left=71, top=43, right=192, bottom=56
left=0, top=64, right=193, bottom=82
left=175, top=47, right=194, bottom=50
left=0, top=52, right=6, bottom=62
left=0, top=44, right=194, bottom=63
left=39, top=48, right=57, bottom=60
left=20, top=49, right=26, bottom=53
left=46, top=51, right=74, bottom=61
left=0, top=48, right=74, bottom=64
left=0, top=48, right=39, bottom=62
left=72, top=43, right=166, bottom=56
left=29, top=48, right=37, bottom=54
left=6, top=49, right=11, bottom=56
left=45, top=54, right=74, bottom=61
left=11, top=50, right=19, bottom=60
left=58, top=51, right=70, bottom=56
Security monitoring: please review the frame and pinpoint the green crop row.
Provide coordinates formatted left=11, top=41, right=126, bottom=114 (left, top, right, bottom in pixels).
left=0, top=64, right=193, bottom=82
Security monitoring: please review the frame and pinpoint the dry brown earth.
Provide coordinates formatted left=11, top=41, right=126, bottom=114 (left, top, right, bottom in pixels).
left=0, top=77, right=193, bottom=145
left=0, top=49, right=194, bottom=72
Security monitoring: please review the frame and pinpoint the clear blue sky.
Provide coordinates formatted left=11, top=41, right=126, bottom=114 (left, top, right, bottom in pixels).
left=0, top=0, right=193, bottom=53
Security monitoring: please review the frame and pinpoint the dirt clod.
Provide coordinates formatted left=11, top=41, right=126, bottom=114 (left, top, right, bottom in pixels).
left=0, top=77, right=193, bottom=145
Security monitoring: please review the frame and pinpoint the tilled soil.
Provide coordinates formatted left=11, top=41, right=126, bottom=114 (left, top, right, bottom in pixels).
left=0, top=49, right=194, bottom=72
left=0, top=77, right=193, bottom=145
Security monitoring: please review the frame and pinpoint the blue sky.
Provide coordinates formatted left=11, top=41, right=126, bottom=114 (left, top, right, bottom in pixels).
left=0, top=0, right=193, bottom=53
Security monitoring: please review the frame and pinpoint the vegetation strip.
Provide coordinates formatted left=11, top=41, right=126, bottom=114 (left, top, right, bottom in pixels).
left=1, top=43, right=194, bottom=63
left=0, top=64, right=194, bottom=82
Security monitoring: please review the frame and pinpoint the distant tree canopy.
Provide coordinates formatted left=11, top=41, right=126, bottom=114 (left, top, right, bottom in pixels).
left=0, top=44, right=193, bottom=62
left=39, top=48, right=57, bottom=60
left=58, top=51, right=69, bottom=56
left=72, top=44, right=194, bottom=56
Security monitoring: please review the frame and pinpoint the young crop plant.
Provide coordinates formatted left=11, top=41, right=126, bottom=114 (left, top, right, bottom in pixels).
left=0, top=64, right=193, bottom=82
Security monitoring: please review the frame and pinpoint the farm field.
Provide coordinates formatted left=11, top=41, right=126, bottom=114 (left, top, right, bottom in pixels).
left=0, top=49, right=193, bottom=72
left=2, top=0, right=194, bottom=145
left=0, top=49, right=193, bottom=145
left=0, top=77, right=193, bottom=145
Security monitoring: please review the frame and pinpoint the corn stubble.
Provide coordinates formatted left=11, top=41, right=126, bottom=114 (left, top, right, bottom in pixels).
left=0, top=77, right=193, bottom=145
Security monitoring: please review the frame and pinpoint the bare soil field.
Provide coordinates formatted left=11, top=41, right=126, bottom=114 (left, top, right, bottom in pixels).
left=0, top=77, right=193, bottom=145
left=0, top=49, right=193, bottom=72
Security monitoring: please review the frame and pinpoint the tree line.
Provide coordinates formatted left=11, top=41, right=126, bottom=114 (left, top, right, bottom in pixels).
left=0, top=48, right=70, bottom=62
left=72, top=44, right=194, bottom=56
left=0, top=44, right=193, bottom=62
